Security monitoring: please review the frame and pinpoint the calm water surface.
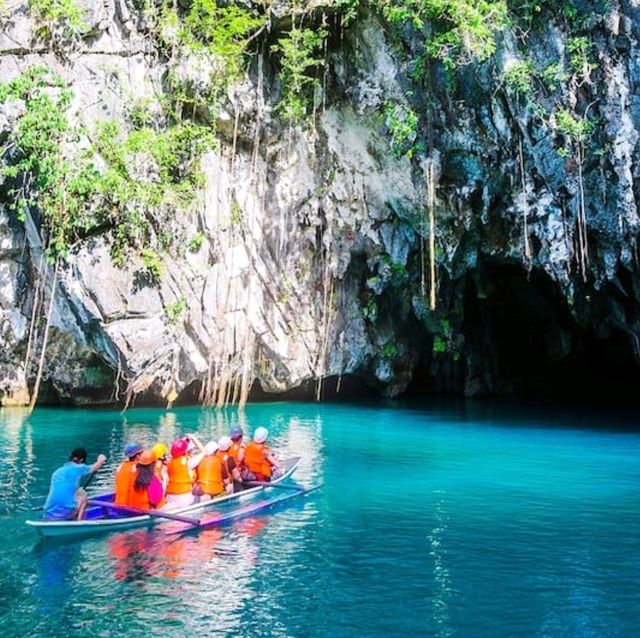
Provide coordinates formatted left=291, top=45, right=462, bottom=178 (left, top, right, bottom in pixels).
left=1, top=400, right=639, bottom=637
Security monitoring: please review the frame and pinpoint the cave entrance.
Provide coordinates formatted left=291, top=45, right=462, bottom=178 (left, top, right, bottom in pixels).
left=463, top=261, right=640, bottom=401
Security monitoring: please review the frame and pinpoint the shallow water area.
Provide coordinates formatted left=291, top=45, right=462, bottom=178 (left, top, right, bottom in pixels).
left=1, top=399, right=639, bottom=637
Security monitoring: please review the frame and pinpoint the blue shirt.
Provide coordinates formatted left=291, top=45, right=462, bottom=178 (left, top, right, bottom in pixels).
left=43, top=462, right=91, bottom=519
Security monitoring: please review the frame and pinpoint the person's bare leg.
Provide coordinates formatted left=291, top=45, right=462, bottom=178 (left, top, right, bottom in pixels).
left=75, top=489, right=88, bottom=520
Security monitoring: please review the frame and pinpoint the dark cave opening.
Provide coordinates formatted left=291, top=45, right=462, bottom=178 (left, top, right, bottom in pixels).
left=461, top=262, right=640, bottom=402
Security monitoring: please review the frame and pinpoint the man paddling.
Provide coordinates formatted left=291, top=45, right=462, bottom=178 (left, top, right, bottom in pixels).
left=43, top=448, right=107, bottom=520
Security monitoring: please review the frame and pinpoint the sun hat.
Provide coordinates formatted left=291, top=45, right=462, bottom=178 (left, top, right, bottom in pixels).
left=138, top=450, right=156, bottom=466
left=204, top=441, right=218, bottom=456
left=217, top=436, right=232, bottom=452
left=253, top=427, right=268, bottom=444
left=124, top=442, right=143, bottom=458
left=230, top=427, right=243, bottom=441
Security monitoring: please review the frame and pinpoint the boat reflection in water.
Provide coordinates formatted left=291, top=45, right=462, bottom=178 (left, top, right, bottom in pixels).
left=32, top=541, right=81, bottom=619
left=103, top=519, right=267, bottom=633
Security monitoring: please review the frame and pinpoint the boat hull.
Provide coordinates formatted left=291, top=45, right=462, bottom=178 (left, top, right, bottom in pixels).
left=27, top=457, right=300, bottom=539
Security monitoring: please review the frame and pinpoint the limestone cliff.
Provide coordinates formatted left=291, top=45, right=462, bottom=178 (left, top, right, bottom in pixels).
left=1, top=0, right=639, bottom=406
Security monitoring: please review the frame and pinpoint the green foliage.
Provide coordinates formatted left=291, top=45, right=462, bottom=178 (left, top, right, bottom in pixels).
left=362, top=294, right=378, bottom=322
left=432, top=317, right=458, bottom=355
left=166, top=297, right=186, bottom=324
left=335, top=0, right=360, bottom=25
left=391, top=260, right=409, bottom=282
left=0, top=67, right=101, bottom=260
left=230, top=201, right=243, bottom=228
left=555, top=109, right=593, bottom=144
left=432, top=334, right=447, bottom=353
left=383, top=101, right=420, bottom=157
left=507, top=0, right=548, bottom=30
left=141, top=248, right=163, bottom=280
left=127, top=123, right=214, bottom=187
left=566, top=36, right=596, bottom=81
left=93, top=118, right=214, bottom=263
left=561, top=4, right=578, bottom=22
left=176, top=0, right=264, bottom=84
left=382, top=0, right=508, bottom=68
left=28, top=0, right=86, bottom=41
left=142, top=0, right=263, bottom=123
left=188, top=231, right=205, bottom=252
left=382, top=255, right=409, bottom=285
left=540, top=63, right=568, bottom=91
left=272, top=26, right=328, bottom=121
left=381, top=341, right=399, bottom=359
left=127, top=97, right=155, bottom=129
left=503, top=60, right=535, bottom=95
left=1, top=67, right=215, bottom=269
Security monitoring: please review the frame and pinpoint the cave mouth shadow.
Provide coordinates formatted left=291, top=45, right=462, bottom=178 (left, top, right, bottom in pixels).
left=461, top=261, right=640, bottom=403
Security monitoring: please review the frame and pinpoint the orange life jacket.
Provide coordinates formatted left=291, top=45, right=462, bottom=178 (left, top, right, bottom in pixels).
left=166, top=456, right=193, bottom=494
left=229, top=442, right=245, bottom=466
left=196, top=456, right=225, bottom=496
left=128, top=476, right=166, bottom=510
left=244, top=441, right=272, bottom=479
left=128, top=485, right=151, bottom=510
left=114, top=460, right=137, bottom=505
left=215, top=450, right=235, bottom=477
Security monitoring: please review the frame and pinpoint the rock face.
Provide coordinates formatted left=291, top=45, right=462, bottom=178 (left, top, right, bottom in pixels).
left=1, top=1, right=640, bottom=406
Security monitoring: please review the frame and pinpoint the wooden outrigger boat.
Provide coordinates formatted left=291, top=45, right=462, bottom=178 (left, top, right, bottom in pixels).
left=27, top=457, right=301, bottom=539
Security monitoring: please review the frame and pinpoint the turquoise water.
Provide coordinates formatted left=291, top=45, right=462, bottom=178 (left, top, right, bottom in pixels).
left=1, top=400, right=639, bottom=637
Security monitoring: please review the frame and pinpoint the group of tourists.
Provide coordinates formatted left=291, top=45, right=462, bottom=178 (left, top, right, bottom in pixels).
left=43, top=426, right=281, bottom=520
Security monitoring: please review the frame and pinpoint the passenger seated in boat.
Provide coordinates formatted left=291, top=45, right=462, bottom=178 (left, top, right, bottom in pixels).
left=244, top=427, right=281, bottom=483
left=151, top=442, right=169, bottom=494
left=216, top=436, right=242, bottom=493
left=166, top=434, right=204, bottom=507
left=115, top=442, right=143, bottom=506
left=43, top=447, right=107, bottom=520
left=128, top=450, right=165, bottom=510
left=229, top=427, right=246, bottom=466
left=193, top=442, right=227, bottom=502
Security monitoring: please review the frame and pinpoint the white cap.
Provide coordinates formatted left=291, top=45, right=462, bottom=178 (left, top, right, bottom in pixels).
left=204, top=441, right=218, bottom=456
left=254, top=427, right=268, bottom=443
left=217, top=436, right=232, bottom=451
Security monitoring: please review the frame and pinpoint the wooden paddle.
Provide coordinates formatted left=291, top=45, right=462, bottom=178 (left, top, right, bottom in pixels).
left=87, top=499, right=201, bottom=526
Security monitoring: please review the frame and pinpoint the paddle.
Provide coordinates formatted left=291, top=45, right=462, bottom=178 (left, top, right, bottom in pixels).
left=81, top=467, right=99, bottom=490
left=87, top=500, right=201, bottom=526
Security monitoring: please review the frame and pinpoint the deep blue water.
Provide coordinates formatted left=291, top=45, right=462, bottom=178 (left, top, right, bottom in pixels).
left=1, top=400, right=639, bottom=637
